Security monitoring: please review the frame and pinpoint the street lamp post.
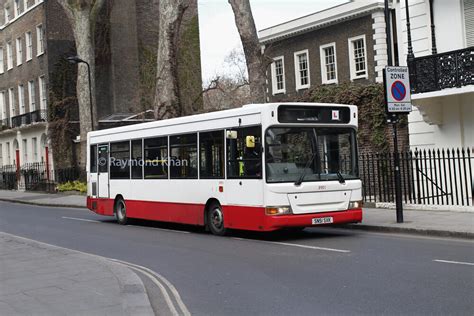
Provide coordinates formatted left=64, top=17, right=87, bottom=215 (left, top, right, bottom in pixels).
left=66, top=56, right=94, bottom=131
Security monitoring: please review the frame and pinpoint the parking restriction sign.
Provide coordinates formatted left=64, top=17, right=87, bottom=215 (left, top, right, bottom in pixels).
left=384, top=66, right=412, bottom=113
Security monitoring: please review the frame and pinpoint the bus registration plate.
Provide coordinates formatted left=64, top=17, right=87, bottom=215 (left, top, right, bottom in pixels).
left=312, top=217, right=333, bottom=225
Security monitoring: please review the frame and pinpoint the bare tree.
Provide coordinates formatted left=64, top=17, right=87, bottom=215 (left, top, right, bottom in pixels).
left=154, top=0, right=190, bottom=120
left=228, top=0, right=268, bottom=103
left=57, top=0, right=106, bottom=166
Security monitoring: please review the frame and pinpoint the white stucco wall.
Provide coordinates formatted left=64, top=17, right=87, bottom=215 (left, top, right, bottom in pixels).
left=0, top=126, right=48, bottom=166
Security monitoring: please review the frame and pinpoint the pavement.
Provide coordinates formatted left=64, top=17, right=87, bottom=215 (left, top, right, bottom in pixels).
left=0, top=232, right=154, bottom=315
left=0, top=189, right=472, bottom=239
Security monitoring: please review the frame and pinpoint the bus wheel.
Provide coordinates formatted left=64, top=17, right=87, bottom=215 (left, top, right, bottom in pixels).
left=115, top=198, right=128, bottom=225
left=207, top=202, right=227, bottom=236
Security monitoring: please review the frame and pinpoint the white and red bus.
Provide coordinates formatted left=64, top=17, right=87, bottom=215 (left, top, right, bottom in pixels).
left=87, top=103, right=362, bottom=235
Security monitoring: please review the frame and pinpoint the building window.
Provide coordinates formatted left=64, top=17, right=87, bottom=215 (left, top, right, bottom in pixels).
left=0, top=91, right=6, bottom=122
left=6, top=142, right=10, bottom=165
left=0, top=48, right=3, bottom=74
left=110, top=141, right=130, bottom=179
left=0, top=144, right=3, bottom=166
left=170, top=133, right=198, bottom=179
left=36, top=24, right=44, bottom=55
left=14, top=0, right=21, bottom=17
left=199, top=130, right=224, bottom=179
left=271, top=56, right=285, bottom=95
left=18, top=85, right=25, bottom=114
left=320, top=43, right=338, bottom=84
left=4, top=8, right=10, bottom=24
left=28, top=81, right=36, bottom=111
left=22, top=139, right=27, bottom=164
left=348, top=35, right=368, bottom=80
left=26, top=32, right=32, bottom=61
left=144, top=137, right=168, bottom=179
left=32, top=137, right=38, bottom=162
left=39, top=76, right=46, bottom=109
left=294, top=50, right=310, bottom=90
left=7, top=42, right=13, bottom=70
left=8, top=88, right=15, bottom=120
left=16, top=37, right=22, bottom=66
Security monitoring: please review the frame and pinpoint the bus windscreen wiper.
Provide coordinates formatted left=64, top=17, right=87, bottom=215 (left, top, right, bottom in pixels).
left=295, top=153, right=316, bottom=186
left=336, top=171, right=346, bottom=184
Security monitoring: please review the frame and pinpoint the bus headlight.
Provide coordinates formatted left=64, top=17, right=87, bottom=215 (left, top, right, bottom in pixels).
left=265, top=206, right=292, bottom=215
left=348, top=200, right=363, bottom=209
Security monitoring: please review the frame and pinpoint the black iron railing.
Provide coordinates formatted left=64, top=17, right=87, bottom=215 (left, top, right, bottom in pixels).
left=408, top=47, right=474, bottom=93
left=1, top=118, right=12, bottom=130
left=360, top=148, right=473, bottom=206
left=11, top=110, right=47, bottom=128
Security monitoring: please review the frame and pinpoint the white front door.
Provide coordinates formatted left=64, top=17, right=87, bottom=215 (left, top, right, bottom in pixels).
left=97, top=144, right=109, bottom=199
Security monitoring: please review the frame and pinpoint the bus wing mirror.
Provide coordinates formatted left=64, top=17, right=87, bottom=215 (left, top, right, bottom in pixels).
left=226, top=130, right=237, bottom=139
left=246, top=136, right=255, bottom=148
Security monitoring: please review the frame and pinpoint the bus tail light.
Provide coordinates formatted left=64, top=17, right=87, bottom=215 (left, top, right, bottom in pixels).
left=265, top=206, right=291, bottom=215
left=348, top=200, right=363, bottom=210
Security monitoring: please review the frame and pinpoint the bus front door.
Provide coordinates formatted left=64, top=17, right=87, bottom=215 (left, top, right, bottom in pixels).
left=97, top=144, right=109, bottom=199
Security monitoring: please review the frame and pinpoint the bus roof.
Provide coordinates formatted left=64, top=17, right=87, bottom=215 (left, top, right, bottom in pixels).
left=88, top=102, right=356, bottom=139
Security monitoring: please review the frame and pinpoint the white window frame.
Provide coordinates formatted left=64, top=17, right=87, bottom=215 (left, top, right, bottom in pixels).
left=271, top=56, right=286, bottom=95
left=4, top=8, right=10, bottom=24
left=348, top=34, right=368, bottom=81
left=0, top=47, right=4, bottom=74
left=39, top=76, right=46, bottom=109
left=14, top=0, right=20, bottom=18
left=32, top=137, right=38, bottom=162
left=0, top=91, right=5, bottom=121
left=6, top=142, right=11, bottom=165
left=26, top=32, right=32, bottom=61
left=319, top=42, right=338, bottom=84
left=16, top=37, right=22, bottom=66
left=22, top=139, right=27, bottom=163
left=24, top=0, right=29, bottom=10
left=7, top=42, right=13, bottom=70
left=28, top=80, right=36, bottom=111
left=36, top=24, right=44, bottom=56
left=293, top=49, right=310, bottom=90
left=18, top=84, right=25, bottom=114
left=8, top=88, right=16, bottom=121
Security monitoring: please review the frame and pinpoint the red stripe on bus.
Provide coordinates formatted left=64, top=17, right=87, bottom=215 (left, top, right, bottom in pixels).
left=86, top=197, right=362, bottom=231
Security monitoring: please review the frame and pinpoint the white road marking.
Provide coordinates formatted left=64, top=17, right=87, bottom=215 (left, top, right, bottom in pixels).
left=433, top=259, right=474, bottom=266
left=232, top=237, right=351, bottom=253
left=62, top=216, right=101, bottom=223
left=111, top=259, right=191, bottom=316
left=128, top=225, right=190, bottom=234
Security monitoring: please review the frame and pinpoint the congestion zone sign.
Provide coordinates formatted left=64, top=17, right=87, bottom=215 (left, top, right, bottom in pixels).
left=384, top=66, right=412, bottom=113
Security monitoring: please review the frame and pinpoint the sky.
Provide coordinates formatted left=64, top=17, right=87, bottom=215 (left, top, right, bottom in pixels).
left=198, top=0, right=347, bottom=83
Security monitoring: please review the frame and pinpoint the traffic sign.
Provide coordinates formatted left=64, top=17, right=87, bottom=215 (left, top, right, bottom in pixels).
left=384, top=66, right=412, bottom=113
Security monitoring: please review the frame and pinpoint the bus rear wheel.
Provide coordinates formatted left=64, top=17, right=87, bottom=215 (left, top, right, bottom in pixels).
left=207, top=202, right=227, bottom=236
left=115, top=198, right=128, bottom=225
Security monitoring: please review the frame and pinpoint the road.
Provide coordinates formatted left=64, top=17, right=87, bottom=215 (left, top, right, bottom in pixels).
left=0, top=201, right=473, bottom=315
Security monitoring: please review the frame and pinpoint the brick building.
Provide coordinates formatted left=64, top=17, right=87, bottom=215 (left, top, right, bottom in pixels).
left=0, top=0, right=202, bottom=174
left=258, top=0, right=409, bottom=153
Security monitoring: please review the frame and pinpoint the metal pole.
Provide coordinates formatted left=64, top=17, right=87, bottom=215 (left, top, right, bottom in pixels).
left=384, top=0, right=393, bottom=66
left=392, top=116, right=404, bottom=223
left=84, top=61, right=94, bottom=131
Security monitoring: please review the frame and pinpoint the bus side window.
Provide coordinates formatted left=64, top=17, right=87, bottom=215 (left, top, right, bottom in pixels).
left=110, top=141, right=130, bottom=179
left=131, top=139, right=143, bottom=179
left=170, top=133, right=198, bottom=179
left=199, top=130, right=224, bottom=179
left=144, top=137, right=168, bottom=179
left=226, top=126, right=262, bottom=179
left=90, top=145, right=97, bottom=173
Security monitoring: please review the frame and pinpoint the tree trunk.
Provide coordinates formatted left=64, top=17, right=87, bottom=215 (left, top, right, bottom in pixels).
left=154, top=0, right=188, bottom=120
left=56, top=0, right=104, bottom=169
left=228, top=0, right=266, bottom=103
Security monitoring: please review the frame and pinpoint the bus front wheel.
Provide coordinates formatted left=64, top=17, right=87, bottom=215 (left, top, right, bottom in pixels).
left=207, top=202, right=227, bottom=236
left=115, top=198, right=128, bottom=225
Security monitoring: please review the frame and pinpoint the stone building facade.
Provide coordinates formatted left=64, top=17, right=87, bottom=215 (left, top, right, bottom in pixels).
left=0, top=0, right=202, bottom=172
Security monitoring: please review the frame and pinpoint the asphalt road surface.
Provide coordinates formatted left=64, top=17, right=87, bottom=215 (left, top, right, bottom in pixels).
left=1, top=201, right=473, bottom=315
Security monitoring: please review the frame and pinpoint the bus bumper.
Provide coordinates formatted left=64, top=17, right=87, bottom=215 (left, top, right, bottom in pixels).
left=262, top=208, right=363, bottom=231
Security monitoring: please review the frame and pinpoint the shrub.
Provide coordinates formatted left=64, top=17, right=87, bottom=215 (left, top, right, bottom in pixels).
left=57, top=181, right=87, bottom=194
